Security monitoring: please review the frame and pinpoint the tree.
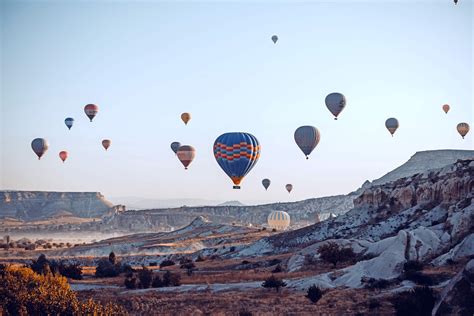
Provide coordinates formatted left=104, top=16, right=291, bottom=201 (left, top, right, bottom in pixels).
left=272, top=264, right=283, bottom=273
left=109, top=252, right=117, bottom=265
left=392, top=286, right=436, bottom=316
left=151, top=275, right=164, bottom=288
left=163, top=271, right=181, bottom=287
left=181, top=262, right=196, bottom=276
left=306, top=285, right=323, bottom=303
left=0, top=265, right=125, bottom=315
left=30, top=254, right=51, bottom=275
left=137, top=267, right=153, bottom=289
left=95, top=258, right=119, bottom=278
left=124, top=276, right=137, bottom=289
left=318, top=242, right=356, bottom=267
left=160, top=259, right=175, bottom=268
left=261, top=275, right=287, bottom=293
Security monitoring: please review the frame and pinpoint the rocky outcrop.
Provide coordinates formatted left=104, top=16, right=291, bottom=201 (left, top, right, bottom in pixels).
left=0, top=191, right=114, bottom=220
left=432, top=259, right=474, bottom=316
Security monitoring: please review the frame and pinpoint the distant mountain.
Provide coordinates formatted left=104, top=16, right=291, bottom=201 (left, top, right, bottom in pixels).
left=108, top=197, right=223, bottom=209
left=218, top=200, right=245, bottom=207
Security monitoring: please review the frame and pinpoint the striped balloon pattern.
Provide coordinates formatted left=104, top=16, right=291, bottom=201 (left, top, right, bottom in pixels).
left=177, top=145, right=196, bottom=169
left=64, top=117, right=74, bottom=130
left=267, top=211, right=290, bottom=230
left=31, top=138, right=49, bottom=160
left=294, top=126, right=320, bottom=159
left=213, top=132, right=260, bottom=189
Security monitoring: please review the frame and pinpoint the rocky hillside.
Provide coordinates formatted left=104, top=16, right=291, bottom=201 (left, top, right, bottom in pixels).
left=0, top=191, right=115, bottom=220
left=368, top=149, right=474, bottom=187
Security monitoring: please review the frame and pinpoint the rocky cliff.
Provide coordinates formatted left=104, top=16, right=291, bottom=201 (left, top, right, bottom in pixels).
left=0, top=191, right=115, bottom=220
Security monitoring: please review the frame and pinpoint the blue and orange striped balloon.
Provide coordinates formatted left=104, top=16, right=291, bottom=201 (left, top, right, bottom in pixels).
left=213, top=132, right=260, bottom=189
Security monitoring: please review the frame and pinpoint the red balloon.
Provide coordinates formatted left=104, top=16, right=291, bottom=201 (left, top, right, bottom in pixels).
left=59, top=151, right=68, bottom=163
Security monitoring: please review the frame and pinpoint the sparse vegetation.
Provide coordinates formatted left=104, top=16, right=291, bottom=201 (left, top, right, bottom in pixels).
left=363, top=278, right=392, bottom=290
left=195, top=255, right=205, bottom=262
left=272, top=264, right=283, bottom=273
left=392, top=286, right=436, bottom=316
left=318, top=242, right=356, bottom=267
left=306, top=285, right=323, bottom=303
left=160, top=259, right=175, bottom=268
left=262, top=275, right=287, bottom=293
left=124, top=276, right=138, bottom=289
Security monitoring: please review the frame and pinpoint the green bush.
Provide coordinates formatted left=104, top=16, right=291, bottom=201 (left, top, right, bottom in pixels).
left=306, top=284, right=323, bottom=303
left=318, top=242, right=356, bottom=267
left=392, top=286, right=436, bottom=316
left=137, top=267, right=153, bottom=289
left=262, top=275, right=287, bottom=293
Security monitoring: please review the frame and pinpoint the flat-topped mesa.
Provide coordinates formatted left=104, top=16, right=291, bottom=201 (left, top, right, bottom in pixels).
left=0, top=191, right=115, bottom=220
left=354, top=159, right=474, bottom=211
left=370, top=149, right=474, bottom=187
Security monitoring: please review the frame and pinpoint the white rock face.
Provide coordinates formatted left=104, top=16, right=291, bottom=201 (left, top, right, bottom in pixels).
left=432, top=234, right=474, bottom=266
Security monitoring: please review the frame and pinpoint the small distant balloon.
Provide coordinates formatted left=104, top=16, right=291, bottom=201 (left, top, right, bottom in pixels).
left=181, top=112, right=191, bottom=125
left=213, top=132, right=260, bottom=189
left=102, top=139, right=111, bottom=151
left=271, top=35, right=278, bottom=44
left=442, top=104, right=450, bottom=114
left=457, top=123, right=470, bottom=139
left=454, top=0, right=458, bottom=4
left=294, top=126, right=320, bottom=159
left=286, top=184, right=293, bottom=193
left=84, top=104, right=99, bottom=122
left=262, top=178, right=271, bottom=190
left=64, top=118, right=74, bottom=130
left=31, top=138, right=49, bottom=160
left=325, top=93, right=346, bottom=120
left=177, top=145, right=196, bottom=170
left=171, top=142, right=181, bottom=154
left=59, top=151, right=68, bottom=163
left=385, top=118, right=399, bottom=137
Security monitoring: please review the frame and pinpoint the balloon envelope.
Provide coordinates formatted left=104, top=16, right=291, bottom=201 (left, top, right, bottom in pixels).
left=65, top=117, right=74, bottom=130
left=31, top=138, right=49, bottom=160
left=213, top=132, right=260, bottom=189
left=84, top=104, right=99, bottom=122
left=171, top=142, right=181, bottom=154
left=59, top=151, right=68, bottom=162
left=177, top=145, right=196, bottom=169
left=271, top=35, right=278, bottom=44
left=267, top=211, right=290, bottom=230
left=181, top=112, right=191, bottom=125
left=102, top=139, right=111, bottom=151
left=325, top=93, right=346, bottom=120
left=294, top=126, right=320, bottom=159
left=262, top=178, right=271, bottom=190
left=442, top=104, right=450, bottom=114
left=385, top=118, right=399, bottom=136
left=457, top=122, right=470, bottom=139
left=285, top=184, right=293, bottom=193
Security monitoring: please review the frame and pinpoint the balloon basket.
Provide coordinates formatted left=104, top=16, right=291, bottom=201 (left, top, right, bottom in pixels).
left=233, top=186, right=241, bottom=189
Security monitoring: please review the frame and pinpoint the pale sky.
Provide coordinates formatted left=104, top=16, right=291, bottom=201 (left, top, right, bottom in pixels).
left=1, top=0, right=473, bottom=204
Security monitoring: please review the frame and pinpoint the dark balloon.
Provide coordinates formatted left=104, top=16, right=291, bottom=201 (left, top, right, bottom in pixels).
left=325, top=93, right=346, bottom=120
left=65, top=117, right=74, bottom=130
left=59, top=151, right=68, bottom=163
left=171, top=142, right=181, bottom=154
left=31, top=138, right=49, bottom=160
left=102, top=139, right=111, bottom=151
left=262, top=178, right=271, bottom=190
left=285, top=184, right=293, bottom=193
left=294, top=126, right=320, bottom=159
left=213, top=132, right=260, bottom=189
left=385, top=118, right=399, bottom=136
left=271, top=35, right=278, bottom=44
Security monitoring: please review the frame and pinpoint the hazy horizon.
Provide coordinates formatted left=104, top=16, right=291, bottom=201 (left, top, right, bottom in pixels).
left=1, top=0, right=473, bottom=203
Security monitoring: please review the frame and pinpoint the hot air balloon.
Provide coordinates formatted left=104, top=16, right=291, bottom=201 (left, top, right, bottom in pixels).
left=181, top=112, right=191, bottom=125
left=213, top=132, right=260, bottom=189
left=294, top=126, right=320, bottom=159
left=31, top=138, right=49, bottom=160
left=454, top=0, right=458, bottom=4
left=457, top=123, right=470, bottom=139
left=102, top=139, right=111, bottom=151
left=271, top=35, right=278, bottom=44
left=285, top=184, right=293, bottom=193
left=385, top=118, right=399, bottom=136
left=267, top=211, right=290, bottom=230
left=170, top=142, right=181, bottom=155
left=325, top=93, right=346, bottom=120
left=59, top=151, right=68, bottom=163
left=177, top=145, right=196, bottom=169
left=262, top=178, right=271, bottom=190
left=64, top=117, right=74, bottom=130
left=84, top=104, right=99, bottom=122
left=442, top=104, right=450, bottom=114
